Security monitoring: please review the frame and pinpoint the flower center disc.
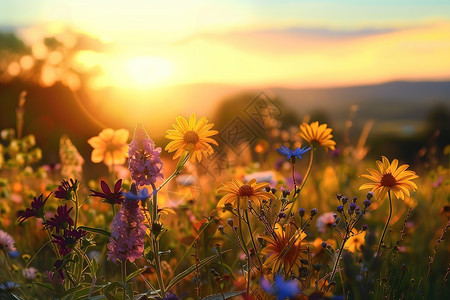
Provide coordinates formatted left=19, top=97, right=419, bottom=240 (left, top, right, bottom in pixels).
left=183, top=131, right=200, bottom=144
left=381, top=173, right=396, bottom=187
left=239, top=184, right=254, bottom=197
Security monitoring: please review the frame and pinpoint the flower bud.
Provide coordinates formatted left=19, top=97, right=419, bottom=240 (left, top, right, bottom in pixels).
left=366, top=191, right=374, bottom=200
left=298, top=208, right=305, bottom=217
left=341, top=196, right=348, bottom=205
left=152, top=221, right=163, bottom=235
left=310, top=208, right=318, bottom=217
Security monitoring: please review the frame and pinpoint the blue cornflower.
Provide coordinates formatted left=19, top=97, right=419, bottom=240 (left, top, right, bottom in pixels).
left=122, top=188, right=150, bottom=201
left=277, top=145, right=310, bottom=161
left=261, top=274, right=301, bottom=300
left=8, top=250, right=20, bottom=258
left=0, top=281, right=19, bottom=291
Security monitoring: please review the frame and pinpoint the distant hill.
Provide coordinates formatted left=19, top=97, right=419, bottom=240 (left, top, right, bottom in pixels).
left=268, top=81, right=450, bottom=135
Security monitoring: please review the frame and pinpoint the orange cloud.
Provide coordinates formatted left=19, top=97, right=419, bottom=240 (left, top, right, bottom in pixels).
left=161, top=21, right=450, bottom=88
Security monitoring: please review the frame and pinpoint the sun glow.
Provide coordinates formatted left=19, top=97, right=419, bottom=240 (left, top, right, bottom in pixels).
left=74, top=53, right=175, bottom=90
left=124, top=56, right=174, bottom=88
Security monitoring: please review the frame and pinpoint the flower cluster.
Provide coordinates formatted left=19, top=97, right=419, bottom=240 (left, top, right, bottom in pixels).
left=128, top=123, right=164, bottom=186
left=52, top=228, right=87, bottom=256
left=48, top=204, right=86, bottom=256
left=107, top=191, right=147, bottom=263
left=333, top=193, right=370, bottom=250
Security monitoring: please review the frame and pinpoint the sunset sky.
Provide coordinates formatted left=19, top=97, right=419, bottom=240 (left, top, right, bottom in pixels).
left=2, top=0, right=450, bottom=89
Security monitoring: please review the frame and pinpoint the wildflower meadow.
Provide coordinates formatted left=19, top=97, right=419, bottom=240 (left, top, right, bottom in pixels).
left=1, top=2, right=450, bottom=298
left=0, top=92, right=448, bottom=300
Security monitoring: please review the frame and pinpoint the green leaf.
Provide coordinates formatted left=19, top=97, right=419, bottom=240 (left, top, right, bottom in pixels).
left=126, top=266, right=148, bottom=282
left=78, top=226, right=111, bottom=237
left=165, top=250, right=230, bottom=291
left=91, top=257, right=98, bottom=276
left=201, top=291, right=246, bottom=300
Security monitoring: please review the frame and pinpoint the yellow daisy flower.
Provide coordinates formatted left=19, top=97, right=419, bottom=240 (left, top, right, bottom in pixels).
left=260, top=223, right=307, bottom=277
left=217, top=179, right=274, bottom=210
left=165, top=114, right=218, bottom=163
left=299, top=121, right=336, bottom=151
left=87, top=128, right=129, bottom=165
left=345, top=231, right=366, bottom=253
left=359, top=156, right=418, bottom=201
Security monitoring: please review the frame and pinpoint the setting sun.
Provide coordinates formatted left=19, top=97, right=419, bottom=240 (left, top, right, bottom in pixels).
left=124, top=56, right=174, bottom=88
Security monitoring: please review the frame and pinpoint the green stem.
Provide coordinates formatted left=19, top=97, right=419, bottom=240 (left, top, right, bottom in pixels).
left=297, top=144, right=314, bottom=195
left=150, top=183, right=166, bottom=298
left=246, top=252, right=250, bottom=297
left=121, top=260, right=126, bottom=300
left=237, top=198, right=252, bottom=296
left=74, top=192, right=79, bottom=229
left=326, top=233, right=349, bottom=292
left=42, top=217, right=62, bottom=260
left=376, top=190, right=393, bottom=257
left=157, top=170, right=180, bottom=193
left=285, top=146, right=314, bottom=220
left=244, top=210, right=263, bottom=272
left=24, top=240, right=53, bottom=269
left=157, top=153, right=190, bottom=192
left=291, top=158, right=297, bottom=195
left=150, top=183, right=158, bottom=223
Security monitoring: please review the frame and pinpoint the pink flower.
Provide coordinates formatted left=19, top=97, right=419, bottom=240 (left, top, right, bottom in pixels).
left=107, top=199, right=146, bottom=263
left=23, top=267, right=38, bottom=280
left=0, top=229, right=16, bottom=252
left=128, top=123, right=164, bottom=187
left=316, top=212, right=336, bottom=233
